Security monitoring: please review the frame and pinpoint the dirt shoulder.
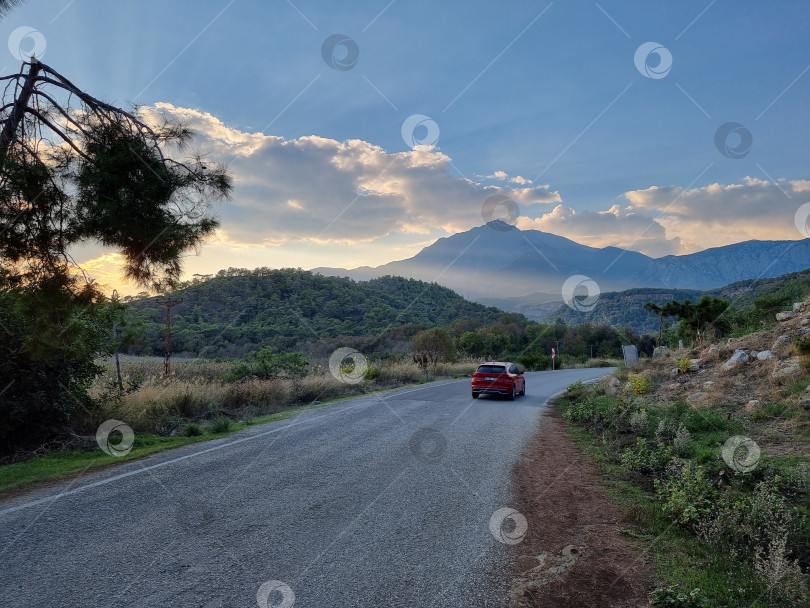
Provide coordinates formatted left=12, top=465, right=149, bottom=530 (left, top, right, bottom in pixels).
left=509, top=401, right=652, bottom=608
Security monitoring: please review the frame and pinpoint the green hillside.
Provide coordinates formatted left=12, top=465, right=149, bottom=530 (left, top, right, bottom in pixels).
left=544, top=269, right=810, bottom=333
left=121, top=268, right=508, bottom=358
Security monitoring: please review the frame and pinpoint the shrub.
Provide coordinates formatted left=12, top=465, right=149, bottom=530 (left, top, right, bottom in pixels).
left=208, top=415, right=232, bottom=434
left=224, top=348, right=310, bottom=383
left=629, top=409, right=650, bottom=435
left=517, top=352, right=554, bottom=371
left=562, top=395, right=620, bottom=428
left=621, top=437, right=674, bottom=474
left=182, top=422, right=203, bottom=437
left=677, top=357, right=690, bottom=374
left=655, top=464, right=715, bottom=528
left=628, top=373, right=652, bottom=395
left=364, top=365, right=381, bottom=381
left=649, top=584, right=708, bottom=607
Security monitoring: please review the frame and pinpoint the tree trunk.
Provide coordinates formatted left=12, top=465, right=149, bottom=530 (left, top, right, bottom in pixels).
left=0, top=60, right=41, bottom=159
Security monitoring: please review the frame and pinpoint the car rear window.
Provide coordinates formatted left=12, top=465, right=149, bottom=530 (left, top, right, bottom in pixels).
left=476, top=365, right=506, bottom=374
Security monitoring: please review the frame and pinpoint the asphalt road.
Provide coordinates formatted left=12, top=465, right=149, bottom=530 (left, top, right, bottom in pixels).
left=0, top=367, right=612, bottom=608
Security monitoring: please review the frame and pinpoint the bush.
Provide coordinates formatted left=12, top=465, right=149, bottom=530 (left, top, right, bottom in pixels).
left=208, top=415, right=232, bottom=434
left=517, top=352, right=554, bottom=371
left=628, top=373, right=652, bottom=395
left=563, top=394, right=621, bottom=429
left=621, top=437, right=674, bottom=474
left=0, top=289, right=112, bottom=453
left=224, top=348, right=310, bottom=383
left=629, top=409, right=650, bottom=435
left=182, top=422, right=203, bottom=437
left=655, top=464, right=715, bottom=527
left=649, top=584, right=708, bottom=607
left=364, top=365, right=381, bottom=381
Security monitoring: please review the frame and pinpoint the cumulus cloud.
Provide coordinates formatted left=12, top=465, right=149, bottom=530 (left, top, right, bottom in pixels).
left=516, top=177, right=809, bottom=257
left=146, top=104, right=561, bottom=244
left=624, top=177, right=810, bottom=252
left=517, top=204, right=683, bottom=257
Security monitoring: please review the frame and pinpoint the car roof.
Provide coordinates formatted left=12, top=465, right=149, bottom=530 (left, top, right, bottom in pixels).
left=478, top=361, right=511, bottom=366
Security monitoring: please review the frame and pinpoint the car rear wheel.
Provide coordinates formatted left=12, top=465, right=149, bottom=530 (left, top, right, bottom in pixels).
left=519, top=382, right=525, bottom=396
left=509, top=384, right=516, bottom=401
left=472, top=391, right=479, bottom=399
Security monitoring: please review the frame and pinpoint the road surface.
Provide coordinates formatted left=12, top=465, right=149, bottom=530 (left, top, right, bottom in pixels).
left=0, top=367, right=612, bottom=608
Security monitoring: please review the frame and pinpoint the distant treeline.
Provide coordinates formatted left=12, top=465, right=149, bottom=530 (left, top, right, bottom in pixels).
left=119, top=268, right=643, bottom=362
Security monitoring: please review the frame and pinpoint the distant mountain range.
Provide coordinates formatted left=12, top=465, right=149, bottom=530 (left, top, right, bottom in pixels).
left=314, top=222, right=810, bottom=317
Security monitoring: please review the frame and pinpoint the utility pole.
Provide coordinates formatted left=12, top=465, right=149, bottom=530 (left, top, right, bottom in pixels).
left=157, top=298, right=183, bottom=376
left=111, top=289, right=123, bottom=392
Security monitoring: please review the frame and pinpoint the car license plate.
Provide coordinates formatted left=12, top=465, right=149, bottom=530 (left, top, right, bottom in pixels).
left=484, top=377, right=497, bottom=381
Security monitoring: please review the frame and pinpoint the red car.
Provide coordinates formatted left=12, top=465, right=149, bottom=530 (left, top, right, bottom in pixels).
left=471, top=361, right=526, bottom=400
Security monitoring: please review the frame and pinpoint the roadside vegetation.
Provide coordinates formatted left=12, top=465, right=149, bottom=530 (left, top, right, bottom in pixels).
left=557, top=301, right=810, bottom=607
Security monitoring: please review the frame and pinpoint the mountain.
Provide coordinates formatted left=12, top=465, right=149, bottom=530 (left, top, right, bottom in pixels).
left=121, top=268, right=508, bottom=358
left=545, top=269, right=810, bottom=333
left=314, top=222, right=810, bottom=316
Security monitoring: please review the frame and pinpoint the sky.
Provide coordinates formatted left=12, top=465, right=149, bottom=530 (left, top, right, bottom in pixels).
left=2, top=0, right=809, bottom=294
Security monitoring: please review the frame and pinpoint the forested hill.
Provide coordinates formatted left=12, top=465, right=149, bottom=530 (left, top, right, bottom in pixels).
left=545, top=269, right=810, bottom=333
left=121, top=268, right=509, bottom=358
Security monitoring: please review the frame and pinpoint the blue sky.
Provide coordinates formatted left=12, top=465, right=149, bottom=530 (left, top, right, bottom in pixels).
left=3, top=0, right=809, bottom=292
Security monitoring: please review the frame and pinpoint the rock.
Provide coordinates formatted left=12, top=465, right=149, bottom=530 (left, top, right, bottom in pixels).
left=776, top=311, right=796, bottom=322
left=700, top=345, right=718, bottom=358
left=723, top=349, right=749, bottom=370
left=800, top=388, right=810, bottom=411
left=772, top=335, right=792, bottom=351
left=704, top=381, right=715, bottom=389
left=678, top=340, right=685, bottom=350
left=799, top=327, right=810, bottom=335
left=689, top=364, right=700, bottom=372
left=670, top=368, right=679, bottom=377
left=802, top=317, right=810, bottom=326
left=773, top=357, right=801, bottom=377
left=653, top=346, right=670, bottom=358
left=604, top=376, right=622, bottom=395
left=745, top=399, right=761, bottom=412
left=794, top=302, right=807, bottom=313
left=687, top=392, right=706, bottom=402
left=749, top=350, right=759, bottom=359
left=756, top=350, right=775, bottom=360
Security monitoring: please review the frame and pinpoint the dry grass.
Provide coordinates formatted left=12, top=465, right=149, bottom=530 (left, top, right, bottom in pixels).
left=90, top=356, right=480, bottom=435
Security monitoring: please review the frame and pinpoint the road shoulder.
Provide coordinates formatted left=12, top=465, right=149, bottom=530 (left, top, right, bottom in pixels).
left=508, top=398, right=652, bottom=607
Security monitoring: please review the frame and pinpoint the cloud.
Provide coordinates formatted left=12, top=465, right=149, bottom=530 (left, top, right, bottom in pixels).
left=517, top=204, right=683, bottom=257
left=146, top=104, right=561, bottom=244
left=516, top=177, right=809, bottom=257
left=623, top=177, right=810, bottom=252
